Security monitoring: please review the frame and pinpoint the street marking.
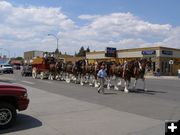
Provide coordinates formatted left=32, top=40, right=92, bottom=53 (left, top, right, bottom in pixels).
left=21, top=81, right=35, bottom=85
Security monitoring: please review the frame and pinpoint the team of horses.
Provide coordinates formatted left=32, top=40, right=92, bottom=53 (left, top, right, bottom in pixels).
left=45, top=57, right=152, bottom=93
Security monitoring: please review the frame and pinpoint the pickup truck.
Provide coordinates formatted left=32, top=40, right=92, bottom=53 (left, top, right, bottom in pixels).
left=0, top=64, right=14, bottom=74
left=0, top=84, right=29, bottom=129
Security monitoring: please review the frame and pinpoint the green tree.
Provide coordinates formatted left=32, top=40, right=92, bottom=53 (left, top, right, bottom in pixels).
left=86, top=46, right=90, bottom=52
left=15, top=57, right=24, bottom=60
left=77, top=46, right=86, bottom=57
left=55, top=48, right=61, bottom=55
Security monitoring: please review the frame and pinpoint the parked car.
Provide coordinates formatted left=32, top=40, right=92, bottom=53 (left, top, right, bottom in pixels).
left=0, top=84, right=29, bottom=129
left=0, top=64, right=14, bottom=74
left=21, top=65, right=32, bottom=76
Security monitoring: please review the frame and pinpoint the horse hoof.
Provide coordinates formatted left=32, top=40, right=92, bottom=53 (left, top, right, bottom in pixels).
left=80, top=83, right=84, bottom=86
left=107, top=86, right=110, bottom=90
left=95, top=84, right=99, bottom=88
left=124, top=89, right=129, bottom=93
left=89, top=83, right=93, bottom=86
left=114, top=86, right=119, bottom=91
left=66, top=79, right=70, bottom=83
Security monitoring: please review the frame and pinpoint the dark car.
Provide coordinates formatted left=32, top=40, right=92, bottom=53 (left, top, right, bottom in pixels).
left=21, top=65, right=32, bottom=76
left=0, top=84, right=29, bottom=129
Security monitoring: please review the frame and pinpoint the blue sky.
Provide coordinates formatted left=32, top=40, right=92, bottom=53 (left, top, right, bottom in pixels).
left=0, top=0, right=180, bottom=57
left=9, top=0, right=180, bottom=26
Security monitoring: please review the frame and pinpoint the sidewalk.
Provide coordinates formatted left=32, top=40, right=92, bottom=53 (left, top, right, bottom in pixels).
left=0, top=83, right=164, bottom=135
left=145, top=75, right=180, bottom=80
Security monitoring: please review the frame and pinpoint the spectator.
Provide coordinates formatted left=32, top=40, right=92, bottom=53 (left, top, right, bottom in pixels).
left=178, top=69, right=180, bottom=78
left=156, top=68, right=160, bottom=77
left=97, top=64, right=107, bottom=94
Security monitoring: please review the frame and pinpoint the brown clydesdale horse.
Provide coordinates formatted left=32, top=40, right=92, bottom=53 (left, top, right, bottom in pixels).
left=123, top=58, right=152, bottom=93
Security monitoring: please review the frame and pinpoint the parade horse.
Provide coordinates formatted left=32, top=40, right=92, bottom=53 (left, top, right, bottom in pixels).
left=85, top=63, right=97, bottom=86
left=104, top=61, right=116, bottom=89
left=64, top=61, right=74, bottom=83
left=88, top=62, right=102, bottom=87
left=46, top=56, right=56, bottom=80
left=108, top=63, right=124, bottom=90
left=122, top=60, right=136, bottom=93
left=123, top=58, right=152, bottom=93
left=132, top=58, right=152, bottom=91
left=75, top=59, right=90, bottom=85
left=55, top=60, right=66, bottom=80
left=72, top=59, right=86, bottom=84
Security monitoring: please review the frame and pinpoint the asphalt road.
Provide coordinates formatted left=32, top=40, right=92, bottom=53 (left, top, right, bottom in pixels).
left=1, top=70, right=180, bottom=135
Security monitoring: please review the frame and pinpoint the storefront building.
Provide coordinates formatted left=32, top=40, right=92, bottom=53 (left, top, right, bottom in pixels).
left=86, top=46, right=180, bottom=76
left=24, top=51, right=44, bottom=64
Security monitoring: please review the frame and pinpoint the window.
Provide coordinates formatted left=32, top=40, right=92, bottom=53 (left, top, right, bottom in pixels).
left=165, top=62, right=168, bottom=73
left=168, top=63, right=170, bottom=72
left=153, top=62, right=155, bottom=72
left=161, top=62, right=164, bottom=72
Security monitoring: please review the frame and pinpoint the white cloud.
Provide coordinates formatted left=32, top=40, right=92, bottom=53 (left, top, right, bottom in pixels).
left=78, top=15, right=100, bottom=20
left=0, top=1, right=180, bottom=57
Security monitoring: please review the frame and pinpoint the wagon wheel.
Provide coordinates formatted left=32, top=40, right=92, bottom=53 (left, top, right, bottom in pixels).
left=32, top=68, right=37, bottom=79
left=40, top=72, right=45, bottom=80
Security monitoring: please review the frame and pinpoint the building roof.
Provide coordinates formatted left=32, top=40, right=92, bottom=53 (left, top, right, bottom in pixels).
left=24, top=50, right=44, bottom=53
left=86, top=46, right=180, bottom=55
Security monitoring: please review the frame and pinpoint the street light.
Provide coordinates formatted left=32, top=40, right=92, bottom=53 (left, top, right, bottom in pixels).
left=48, top=34, right=59, bottom=52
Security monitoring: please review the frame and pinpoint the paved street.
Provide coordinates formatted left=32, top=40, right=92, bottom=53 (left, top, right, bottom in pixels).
left=0, top=71, right=180, bottom=135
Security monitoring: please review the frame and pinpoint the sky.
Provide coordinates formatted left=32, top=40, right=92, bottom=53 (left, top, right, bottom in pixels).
left=0, top=0, right=180, bottom=57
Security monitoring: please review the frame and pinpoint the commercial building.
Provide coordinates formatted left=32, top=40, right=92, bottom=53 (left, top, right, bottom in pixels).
left=86, top=46, right=180, bottom=76
left=24, top=51, right=44, bottom=64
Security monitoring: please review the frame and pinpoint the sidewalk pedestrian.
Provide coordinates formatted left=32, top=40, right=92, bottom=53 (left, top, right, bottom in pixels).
left=178, top=69, right=180, bottom=78
left=156, top=68, right=160, bottom=77
left=97, top=64, right=107, bottom=94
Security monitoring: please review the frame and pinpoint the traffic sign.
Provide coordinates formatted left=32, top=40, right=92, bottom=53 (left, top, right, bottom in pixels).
left=169, top=60, right=174, bottom=65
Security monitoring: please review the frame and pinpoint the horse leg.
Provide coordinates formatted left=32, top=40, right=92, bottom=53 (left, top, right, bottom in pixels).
left=124, top=80, right=129, bottom=93
left=62, top=72, right=65, bottom=81
left=133, top=79, right=137, bottom=90
left=66, top=73, right=70, bottom=83
left=114, top=76, right=119, bottom=91
left=117, top=77, right=122, bottom=86
left=85, top=74, right=88, bottom=83
left=143, top=78, right=147, bottom=91
left=107, top=77, right=111, bottom=90
left=94, top=79, right=99, bottom=88
left=89, top=74, right=93, bottom=86
left=80, top=74, right=84, bottom=86
left=48, top=72, right=54, bottom=80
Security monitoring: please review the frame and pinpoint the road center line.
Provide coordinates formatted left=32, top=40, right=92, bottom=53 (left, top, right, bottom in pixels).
left=21, top=80, right=35, bottom=85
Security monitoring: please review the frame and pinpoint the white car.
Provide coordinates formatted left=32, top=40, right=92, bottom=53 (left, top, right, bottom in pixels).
left=0, top=64, right=14, bottom=74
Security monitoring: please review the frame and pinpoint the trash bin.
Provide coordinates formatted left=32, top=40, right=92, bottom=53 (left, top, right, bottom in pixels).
left=178, top=69, right=180, bottom=78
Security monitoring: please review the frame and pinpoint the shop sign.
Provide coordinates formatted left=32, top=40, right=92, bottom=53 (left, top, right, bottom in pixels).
left=142, top=50, right=156, bottom=55
left=162, top=50, right=173, bottom=55
left=105, top=47, right=117, bottom=57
